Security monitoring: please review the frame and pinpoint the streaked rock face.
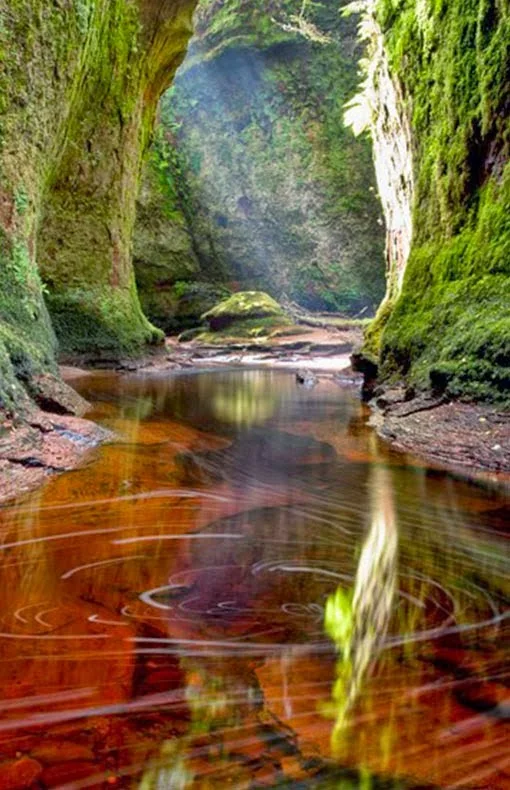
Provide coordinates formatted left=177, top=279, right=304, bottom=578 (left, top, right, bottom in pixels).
left=0, top=0, right=197, bottom=415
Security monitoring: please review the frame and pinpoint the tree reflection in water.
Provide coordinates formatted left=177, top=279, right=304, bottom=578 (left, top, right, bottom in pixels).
left=326, top=465, right=397, bottom=739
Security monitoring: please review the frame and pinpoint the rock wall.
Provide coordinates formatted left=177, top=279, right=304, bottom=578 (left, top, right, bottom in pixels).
left=0, top=0, right=196, bottom=414
left=361, top=0, right=509, bottom=401
left=134, top=0, right=386, bottom=332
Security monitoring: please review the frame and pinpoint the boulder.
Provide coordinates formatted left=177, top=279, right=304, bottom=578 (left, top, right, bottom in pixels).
left=201, top=291, right=290, bottom=334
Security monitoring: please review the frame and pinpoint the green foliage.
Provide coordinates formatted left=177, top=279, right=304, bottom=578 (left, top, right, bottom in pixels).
left=76, top=0, right=93, bottom=36
left=14, top=187, right=29, bottom=216
left=10, top=240, right=31, bottom=285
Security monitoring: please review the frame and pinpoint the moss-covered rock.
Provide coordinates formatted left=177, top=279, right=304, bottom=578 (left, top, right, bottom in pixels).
left=198, top=290, right=291, bottom=339
left=0, top=0, right=197, bottom=412
left=202, top=291, right=288, bottom=329
left=134, top=0, right=386, bottom=320
left=358, top=0, right=510, bottom=402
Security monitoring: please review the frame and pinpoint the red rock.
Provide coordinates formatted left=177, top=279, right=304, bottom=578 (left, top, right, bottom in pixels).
left=0, top=757, right=42, bottom=789
left=41, top=760, right=98, bottom=787
left=31, top=740, right=95, bottom=764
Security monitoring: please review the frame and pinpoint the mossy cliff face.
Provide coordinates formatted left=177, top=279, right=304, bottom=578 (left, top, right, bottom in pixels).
left=360, top=0, right=509, bottom=401
left=133, top=127, right=229, bottom=333
left=0, top=0, right=196, bottom=413
left=134, top=0, right=386, bottom=330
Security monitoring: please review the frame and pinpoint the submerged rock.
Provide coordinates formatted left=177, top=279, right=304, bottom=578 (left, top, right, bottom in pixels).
left=175, top=427, right=337, bottom=486
left=296, top=369, right=318, bottom=388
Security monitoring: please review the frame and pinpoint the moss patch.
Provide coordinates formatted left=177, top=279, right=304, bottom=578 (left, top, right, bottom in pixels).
left=380, top=170, right=510, bottom=402
left=202, top=290, right=289, bottom=331
left=46, top=284, right=164, bottom=358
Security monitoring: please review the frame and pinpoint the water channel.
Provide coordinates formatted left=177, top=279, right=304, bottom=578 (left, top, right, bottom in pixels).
left=0, top=369, right=508, bottom=788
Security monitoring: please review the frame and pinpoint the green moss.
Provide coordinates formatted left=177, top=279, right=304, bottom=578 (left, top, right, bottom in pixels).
left=202, top=290, right=288, bottom=328
left=196, top=315, right=293, bottom=343
left=370, top=0, right=510, bottom=402
left=0, top=225, right=57, bottom=412
left=46, top=283, right=164, bottom=358
left=381, top=168, right=510, bottom=401
left=363, top=298, right=395, bottom=362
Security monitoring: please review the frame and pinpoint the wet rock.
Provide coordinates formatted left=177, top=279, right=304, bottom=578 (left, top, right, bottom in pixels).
left=296, top=369, right=317, bottom=388
left=0, top=757, right=42, bottom=789
left=374, top=386, right=408, bottom=411
left=371, top=398, right=510, bottom=473
left=0, top=411, right=111, bottom=502
left=28, top=373, right=89, bottom=416
left=116, top=360, right=139, bottom=372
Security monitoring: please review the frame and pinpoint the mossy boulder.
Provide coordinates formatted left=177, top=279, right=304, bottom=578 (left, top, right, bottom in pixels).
left=202, top=291, right=289, bottom=333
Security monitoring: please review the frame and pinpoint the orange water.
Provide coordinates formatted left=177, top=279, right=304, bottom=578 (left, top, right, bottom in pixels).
left=0, top=369, right=508, bottom=789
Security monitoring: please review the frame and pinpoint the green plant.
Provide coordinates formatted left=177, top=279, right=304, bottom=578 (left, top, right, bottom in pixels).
left=14, top=187, right=29, bottom=215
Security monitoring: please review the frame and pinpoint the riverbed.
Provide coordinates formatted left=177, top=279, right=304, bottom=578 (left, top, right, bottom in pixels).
left=0, top=368, right=508, bottom=788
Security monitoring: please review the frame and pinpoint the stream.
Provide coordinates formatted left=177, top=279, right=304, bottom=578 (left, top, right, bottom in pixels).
left=0, top=368, right=508, bottom=789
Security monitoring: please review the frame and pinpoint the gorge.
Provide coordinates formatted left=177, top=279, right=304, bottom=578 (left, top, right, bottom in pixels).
left=0, top=2, right=508, bottom=787
left=0, top=0, right=508, bottom=420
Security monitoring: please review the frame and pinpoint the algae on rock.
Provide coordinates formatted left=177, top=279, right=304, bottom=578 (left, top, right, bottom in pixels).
left=0, top=0, right=197, bottom=414
left=356, top=0, right=510, bottom=401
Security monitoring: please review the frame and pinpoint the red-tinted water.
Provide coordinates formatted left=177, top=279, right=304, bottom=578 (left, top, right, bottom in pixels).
left=0, top=369, right=508, bottom=789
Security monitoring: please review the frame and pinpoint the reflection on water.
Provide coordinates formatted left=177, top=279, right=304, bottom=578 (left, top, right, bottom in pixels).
left=0, top=369, right=508, bottom=789
left=326, top=465, right=397, bottom=737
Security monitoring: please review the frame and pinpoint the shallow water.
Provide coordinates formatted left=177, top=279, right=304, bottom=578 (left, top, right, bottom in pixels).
left=0, top=369, right=508, bottom=789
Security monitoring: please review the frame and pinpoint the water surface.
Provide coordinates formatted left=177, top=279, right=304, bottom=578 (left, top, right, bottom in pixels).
left=0, top=369, right=508, bottom=788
